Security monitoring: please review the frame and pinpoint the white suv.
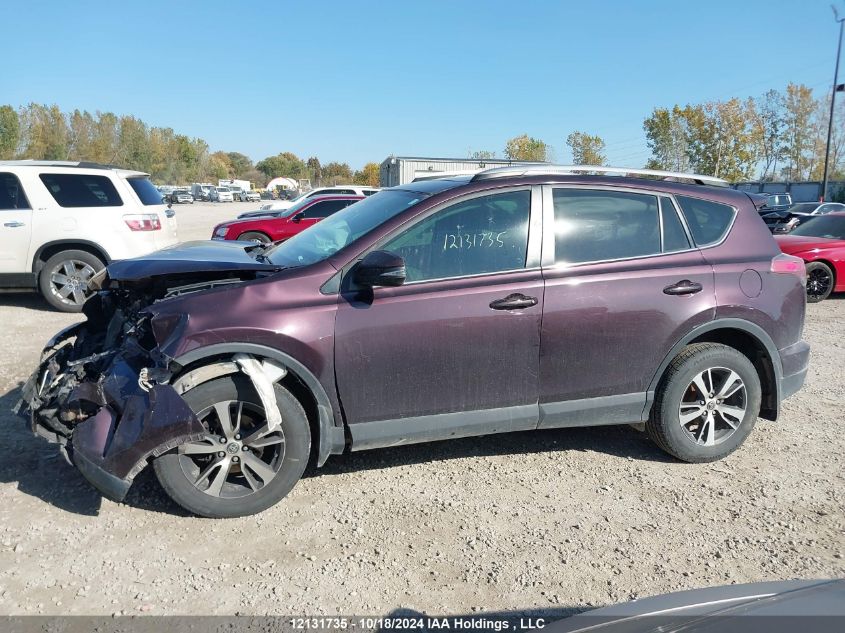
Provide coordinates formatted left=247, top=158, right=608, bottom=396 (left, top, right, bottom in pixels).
left=260, top=185, right=379, bottom=211
left=0, top=161, right=179, bottom=312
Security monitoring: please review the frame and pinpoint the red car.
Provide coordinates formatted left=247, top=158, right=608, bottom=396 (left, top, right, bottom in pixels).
left=211, top=195, right=363, bottom=243
left=775, top=211, right=845, bottom=302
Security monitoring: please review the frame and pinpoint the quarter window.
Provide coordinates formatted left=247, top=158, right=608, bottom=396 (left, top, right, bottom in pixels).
left=302, top=199, right=356, bottom=219
left=39, top=173, right=123, bottom=207
left=381, top=190, right=531, bottom=282
left=553, top=189, right=661, bottom=264
left=0, top=173, right=30, bottom=210
left=675, top=195, right=735, bottom=246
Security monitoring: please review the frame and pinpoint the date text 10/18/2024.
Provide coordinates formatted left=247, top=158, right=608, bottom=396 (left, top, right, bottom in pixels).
left=290, top=617, right=548, bottom=631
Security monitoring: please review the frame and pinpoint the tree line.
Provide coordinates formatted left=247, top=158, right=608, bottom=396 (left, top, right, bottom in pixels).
left=0, top=103, right=381, bottom=188
left=0, top=83, right=840, bottom=187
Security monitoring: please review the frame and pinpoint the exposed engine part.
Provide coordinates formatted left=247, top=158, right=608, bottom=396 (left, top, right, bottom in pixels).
left=234, top=354, right=287, bottom=431
left=138, top=367, right=153, bottom=392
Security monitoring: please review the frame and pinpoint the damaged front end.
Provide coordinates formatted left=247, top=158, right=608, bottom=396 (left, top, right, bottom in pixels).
left=15, top=290, right=206, bottom=501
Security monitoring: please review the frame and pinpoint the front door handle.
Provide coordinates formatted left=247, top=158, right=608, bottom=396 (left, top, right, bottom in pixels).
left=663, top=280, right=703, bottom=296
left=3, top=221, right=25, bottom=228
left=489, top=293, right=538, bottom=310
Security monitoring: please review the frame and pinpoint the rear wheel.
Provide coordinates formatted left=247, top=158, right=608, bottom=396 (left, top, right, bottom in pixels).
left=237, top=231, right=271, bottom=244
left=153, top=375, right=310, bottom=518
left=38, top=250, right=104, bottom=312
left=805, top=261, right=834, bottom=303
left=646, top=343, right=761, bottom=463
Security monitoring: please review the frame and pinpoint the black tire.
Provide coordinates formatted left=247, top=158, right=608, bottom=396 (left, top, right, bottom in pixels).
left=153, top=376, right=310, bottom=518
left=38, top=249, right=105, bottom=313
left=646, top=343, right=761, bottom=463
left=237, top=231, right=271, bottom=244
left=805, top=261, right=834, bottom=303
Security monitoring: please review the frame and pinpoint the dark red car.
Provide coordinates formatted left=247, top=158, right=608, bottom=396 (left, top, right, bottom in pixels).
left=18, top=166, right=810, bottom=518
left=211, top=195, right=363, bottom=243
left=775, top=211, right=845, bottom=302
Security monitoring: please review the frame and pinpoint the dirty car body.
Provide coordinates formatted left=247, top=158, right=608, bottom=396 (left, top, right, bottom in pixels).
left=16, top=171, right=811, bottom=516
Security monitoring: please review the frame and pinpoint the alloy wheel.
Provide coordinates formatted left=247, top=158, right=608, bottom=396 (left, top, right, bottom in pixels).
left=807, top=267, right=833, bottom=301
left=678, top=367, right=747, bottom=447
left=177, top=400, right=286, bottom=498
left=47, top=259, right=97, bottom=307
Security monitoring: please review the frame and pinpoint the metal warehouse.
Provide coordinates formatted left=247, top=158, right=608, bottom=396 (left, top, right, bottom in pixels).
left=379, top=156, right=547, bottom=187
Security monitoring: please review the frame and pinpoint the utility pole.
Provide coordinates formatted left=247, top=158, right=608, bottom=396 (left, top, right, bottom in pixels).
left=821, top=4, right=845, bottom=201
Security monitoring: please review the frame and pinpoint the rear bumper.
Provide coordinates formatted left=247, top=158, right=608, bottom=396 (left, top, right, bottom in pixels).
left=779, top=340, right=810, bottom=401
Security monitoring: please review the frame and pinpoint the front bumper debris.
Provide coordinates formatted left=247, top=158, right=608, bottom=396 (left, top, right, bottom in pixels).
left=16, top=319, right=205, bottom=502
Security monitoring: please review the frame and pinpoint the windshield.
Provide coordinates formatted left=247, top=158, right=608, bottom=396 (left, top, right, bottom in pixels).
left=265, top=190, right=424, bottom=267
left=789, top=215, right=845, bottom=239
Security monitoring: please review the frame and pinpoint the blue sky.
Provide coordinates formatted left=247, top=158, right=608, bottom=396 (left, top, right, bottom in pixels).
left=3, top=0, right=838, bottom=169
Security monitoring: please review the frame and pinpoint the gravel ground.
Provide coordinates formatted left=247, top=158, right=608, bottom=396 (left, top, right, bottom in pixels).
left=0, top=201, right=842, bottom=617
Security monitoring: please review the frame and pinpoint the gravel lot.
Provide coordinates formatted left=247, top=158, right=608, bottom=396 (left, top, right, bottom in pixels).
left=0, top=201, right=842, bottom=617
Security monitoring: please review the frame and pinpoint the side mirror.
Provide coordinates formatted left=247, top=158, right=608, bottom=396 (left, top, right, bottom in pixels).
left=354, top=250, right=406, bottom=287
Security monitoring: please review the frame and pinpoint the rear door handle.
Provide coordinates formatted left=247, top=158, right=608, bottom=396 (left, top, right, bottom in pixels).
left=489, top=293, right=538, bottom=310
left=3, top=221, right=25, bottom=228
left=663, top=280, right=703, bottom=296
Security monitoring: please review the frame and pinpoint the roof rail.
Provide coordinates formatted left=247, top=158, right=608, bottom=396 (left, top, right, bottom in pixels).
left=0, top=159, right=117, bottom=170
left=471, top=164, right=730, bottom=187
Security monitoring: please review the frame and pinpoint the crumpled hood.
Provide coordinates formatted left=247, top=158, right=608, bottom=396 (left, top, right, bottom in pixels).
left=106, top=240, right=282, bottom=282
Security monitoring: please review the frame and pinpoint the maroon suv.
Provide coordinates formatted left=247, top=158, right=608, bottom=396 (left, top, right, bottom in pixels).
left=17, top=167, right=810, bottom=517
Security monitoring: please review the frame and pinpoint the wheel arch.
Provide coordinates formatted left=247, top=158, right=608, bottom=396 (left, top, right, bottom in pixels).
left=806, top=258, right=837, bottom=288
left=645, top=319, right=783, bottom=422
left=32, top=240, right=111, bottom=274
left=171, top=343, right=346, bottom=467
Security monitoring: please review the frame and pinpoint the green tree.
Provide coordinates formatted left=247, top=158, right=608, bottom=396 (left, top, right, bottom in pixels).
left=643, top=106, right=689, bottom=172
left=256, top=152, right=306, bottom=179
left=306, top=156, right=322, bottom=185
left=781, top=83, right=818, bottom=180
left=565, top=131, right=606, bottom=165
left=0, top=105, right=20, bottom=159
left=752, top=89, right=786, bottom=180
left=353, top=162, right=380, bottom=187
left=504, top=134, right=549, bottom=161
left=226, top=152, right=253, bottom=178
left=322, top=161, right=353, bottom=184
left=469, top=150, right=496, bottom=160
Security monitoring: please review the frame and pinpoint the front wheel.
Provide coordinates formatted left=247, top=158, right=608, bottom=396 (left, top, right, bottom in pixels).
left=646, top=343, right=761, bottom=463
left=153, top=375, right=310, bottom=518
left=805, top=261, right=834, bottom=303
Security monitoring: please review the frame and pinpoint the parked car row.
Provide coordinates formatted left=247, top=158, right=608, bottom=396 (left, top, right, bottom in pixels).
left=775, top=212, right=845, bottom=303
left=761, top=201, right=845, bottom=234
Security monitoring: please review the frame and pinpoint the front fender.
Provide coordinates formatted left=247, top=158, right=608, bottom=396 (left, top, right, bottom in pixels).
left=173, top=343, right=346, bottom=467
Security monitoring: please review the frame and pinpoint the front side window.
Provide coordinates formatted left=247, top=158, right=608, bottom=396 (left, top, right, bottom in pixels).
left=302, top=199, right=356, bottom=219
left=553, top=189, right=660, bottom=264
left=675, top=195, right=736, bottom=246
left=39, top=173, right=123, bottom=207
left=381, top=190, right=530, bottom=282
left=0, top=173, right=30, bottom=210
left=265, top=190, right=424, bottom=267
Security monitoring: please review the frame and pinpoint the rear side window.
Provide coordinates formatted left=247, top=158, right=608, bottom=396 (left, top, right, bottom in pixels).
left=302, top=199, right=356, bottom=219
left=127, top=177, right=164, bottom=205
left=0, top=173, right=30, bottom=210
left=39, top=173, right=123, bottom=207
left=553, top=189, right=660, bottom=264
left=660, top=197, right=691, bottom=252
left=675, top=195, right=736, bottom=246
left=363, top=190, right=378, bottom=196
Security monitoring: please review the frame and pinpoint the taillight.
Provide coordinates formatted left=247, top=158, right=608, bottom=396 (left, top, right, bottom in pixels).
left=123, top=214, right=161, bottom=231
left=771, top=254, right=806, bottom=283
